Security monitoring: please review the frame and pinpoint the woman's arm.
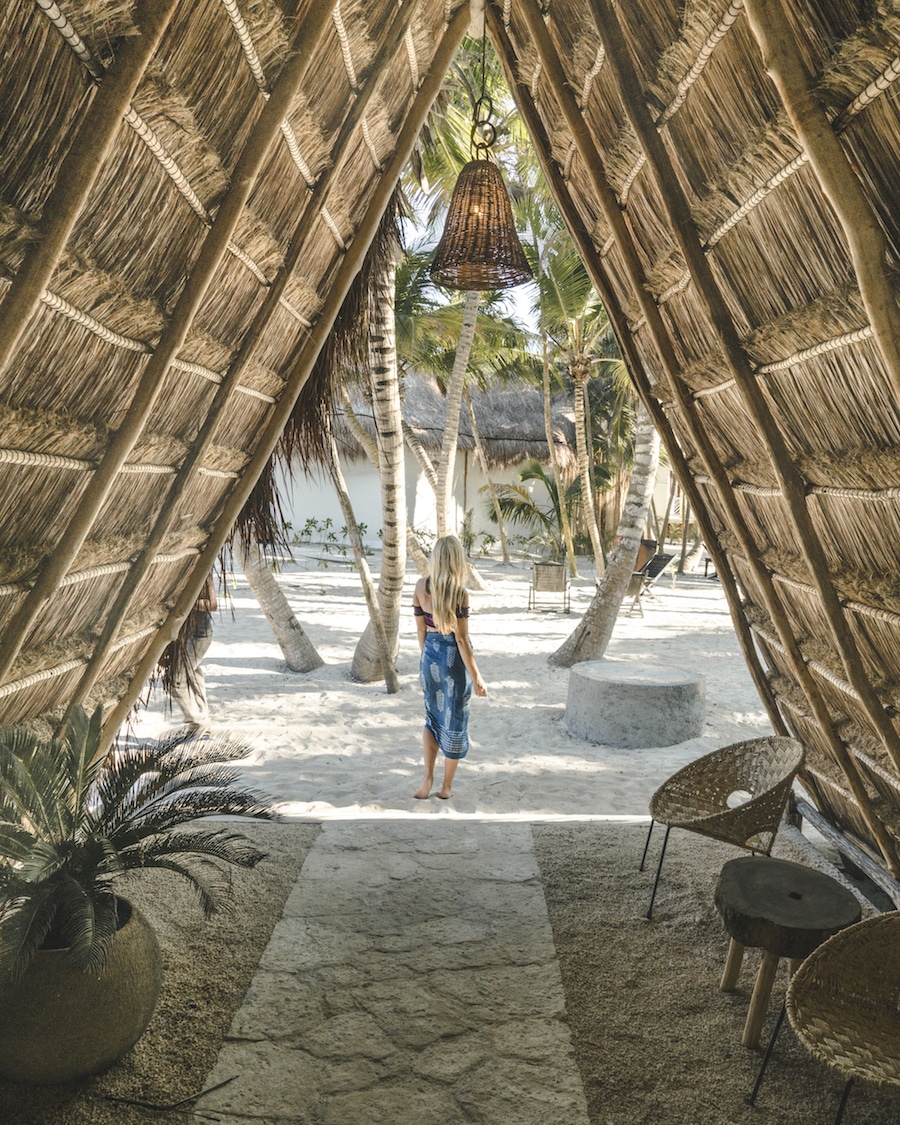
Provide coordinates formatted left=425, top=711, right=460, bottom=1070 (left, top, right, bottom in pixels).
left=454, top=612, right=488, bottom=696
left=413, top=579, right=427, bottom=653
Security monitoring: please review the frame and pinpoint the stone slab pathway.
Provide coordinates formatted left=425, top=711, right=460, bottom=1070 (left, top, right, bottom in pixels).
left=193, top=821, right=590, bottom=1124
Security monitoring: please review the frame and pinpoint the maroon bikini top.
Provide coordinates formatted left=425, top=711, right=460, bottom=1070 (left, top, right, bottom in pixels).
left=413, top=604, right=469, bottom=630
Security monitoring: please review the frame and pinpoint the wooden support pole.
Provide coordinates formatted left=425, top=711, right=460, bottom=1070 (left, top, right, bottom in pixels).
left=586, top=0, right=900, bottom=780
left=513, top=0, right=900, bottom=873
left=97, top=3, right=471, bottom=751
left=0, top=0, right=338, bottom=686
left=744, top=0, right=900, bottom=402
left=0, top=0, right=179, bottom=381
left=64, top=1, right=415, bottom=714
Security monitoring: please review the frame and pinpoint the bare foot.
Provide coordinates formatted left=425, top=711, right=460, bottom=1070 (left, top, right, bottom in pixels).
left=437, top=786, right=452, bottom=800
left=413, top=777, right=433, bottom=799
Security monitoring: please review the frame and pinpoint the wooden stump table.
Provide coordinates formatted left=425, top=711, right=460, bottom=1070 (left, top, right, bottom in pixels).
left=714, top=856, right=861, bottom=1049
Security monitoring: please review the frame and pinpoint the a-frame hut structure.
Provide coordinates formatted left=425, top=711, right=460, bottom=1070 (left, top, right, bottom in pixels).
left=4, top=0, right=900, bottom=881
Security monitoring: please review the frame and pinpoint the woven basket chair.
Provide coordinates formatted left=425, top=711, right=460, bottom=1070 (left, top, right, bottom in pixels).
left=786, top=912, right=900, bottom=1124
left=640, top=736, right=804, bottom=919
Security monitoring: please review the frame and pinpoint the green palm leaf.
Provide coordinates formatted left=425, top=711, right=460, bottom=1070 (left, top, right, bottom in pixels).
left=0, top=706, right=275, bottom=977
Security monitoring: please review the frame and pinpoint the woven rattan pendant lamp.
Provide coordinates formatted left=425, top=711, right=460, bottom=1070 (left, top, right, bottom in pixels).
left=430, top=35, right=532, bottom=291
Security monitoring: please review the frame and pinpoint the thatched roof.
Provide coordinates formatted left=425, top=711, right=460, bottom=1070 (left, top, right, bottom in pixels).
left=336, top=374, right=577, bottom=468
left=3, top=1, right=900, bottom=877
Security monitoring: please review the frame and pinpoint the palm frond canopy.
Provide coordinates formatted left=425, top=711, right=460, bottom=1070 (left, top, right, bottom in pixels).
left=3, top=1, right=900, bottom=876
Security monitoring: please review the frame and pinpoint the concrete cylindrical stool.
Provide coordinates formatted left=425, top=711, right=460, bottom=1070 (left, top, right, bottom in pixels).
left=565, top=660, right=705, bottom=748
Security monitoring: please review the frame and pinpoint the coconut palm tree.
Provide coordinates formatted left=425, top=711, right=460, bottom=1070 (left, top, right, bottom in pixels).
left=348, top=196, right=408, bottom=684
left=527, top=215, right=612, bottom=578
left=550, top=399, right=661, bottom=667
left=231, top=462, right=324, bottom=673
left=490, top=459, right=584, bottom=560
left=514, top=190, right=580, bottom=574
left=395, top=243, right=533, bottom=563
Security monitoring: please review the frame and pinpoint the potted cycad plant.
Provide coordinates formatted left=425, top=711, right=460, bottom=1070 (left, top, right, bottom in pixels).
left=0, top=705, right=274, bottom=1085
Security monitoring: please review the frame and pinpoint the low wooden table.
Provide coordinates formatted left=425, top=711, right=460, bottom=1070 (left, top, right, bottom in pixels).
left=714, top=856, right=861, bottom=1048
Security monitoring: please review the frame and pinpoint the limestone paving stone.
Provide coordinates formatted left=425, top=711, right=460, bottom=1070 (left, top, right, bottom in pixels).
left=389, top=913, right=493, bottom=953
left=193, top=821, right=591, bottom=1124
left=300, top=1013, right=395, bottom=1061
left=197, top=1042, right=321, bottom=1118
left=228, top=971, right=323, bottom=1040
left=489, top=1015, right=583, bottom=1062
left=257, top=920, right=370, bottom=972
left=428, top=962, right=567, bottom=1021
left=412, top=1034, right=492, bottom=1083
left=350, top=978, right=478, bottom=1048
left=321, top=1084, right=469, bottom=1125
left=456, top=1053, right=589, bottom=1124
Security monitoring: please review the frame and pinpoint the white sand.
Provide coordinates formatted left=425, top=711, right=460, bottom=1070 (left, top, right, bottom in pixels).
left=134, top=555, right=773, bottom=821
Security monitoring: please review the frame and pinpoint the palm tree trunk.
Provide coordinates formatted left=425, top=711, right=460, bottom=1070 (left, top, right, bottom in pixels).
left=658, top=474, right=676, bottom=548
left=402, top=419, right=438, bottom=493
left=573, top=365, right=606, bottom=578
left=550, top=400, right=660, bottom=667
left=683, top=530, right=705, bottom=573
left=345, top=390, right=429, bottom=577
left=327, top=433, right=399, bottom=692
left=543, top=335, right=578, bottom=576
left=352, top=255, right=407, bottom=682
left=237, top=540, right=324, bottom=672
left=464, top=386, right=509, bottom=563
left=436, top=288, right=479, bottom=536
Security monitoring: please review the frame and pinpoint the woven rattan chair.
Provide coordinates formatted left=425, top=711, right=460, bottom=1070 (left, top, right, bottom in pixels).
left=785, top=912, right=900, bottom=1123
left=528, top=561, right=570, bottom=612
left=639, top=736, right=804, bottom=919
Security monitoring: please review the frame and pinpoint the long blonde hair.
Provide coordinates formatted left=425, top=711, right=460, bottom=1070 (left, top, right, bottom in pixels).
left=429, top=535, right=468, bottom=635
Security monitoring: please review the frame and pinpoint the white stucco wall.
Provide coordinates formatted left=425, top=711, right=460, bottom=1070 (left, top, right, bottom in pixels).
left=279, top=452, right=522, bottom=550
left=278, top=456, right=676, bottom=553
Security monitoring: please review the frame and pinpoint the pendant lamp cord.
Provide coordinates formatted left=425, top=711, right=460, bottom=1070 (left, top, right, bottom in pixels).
left=471, top=22, right=495, bottom=157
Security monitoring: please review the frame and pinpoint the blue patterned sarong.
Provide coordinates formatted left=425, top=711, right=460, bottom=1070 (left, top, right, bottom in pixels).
left=420, top=631, right=472, bottom=759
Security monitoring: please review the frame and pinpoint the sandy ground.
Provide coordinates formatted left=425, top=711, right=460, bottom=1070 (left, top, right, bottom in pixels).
left=2, top=555, right=891, bottom=1123
left=135, top=553, right=775, bottom=819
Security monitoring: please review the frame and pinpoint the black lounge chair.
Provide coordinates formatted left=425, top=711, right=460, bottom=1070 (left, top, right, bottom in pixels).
left=623, top=552, right=674, bottom=616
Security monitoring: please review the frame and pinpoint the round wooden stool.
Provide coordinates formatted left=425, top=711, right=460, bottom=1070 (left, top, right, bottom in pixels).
left=714, top=856, right=861, bottom=1049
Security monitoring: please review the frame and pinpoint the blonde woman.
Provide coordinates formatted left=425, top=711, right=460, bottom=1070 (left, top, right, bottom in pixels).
left=412, top=535, right=488, bottom=799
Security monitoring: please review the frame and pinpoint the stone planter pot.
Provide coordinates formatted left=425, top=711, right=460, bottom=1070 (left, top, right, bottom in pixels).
left=0, top=899, right=162, bottom=1085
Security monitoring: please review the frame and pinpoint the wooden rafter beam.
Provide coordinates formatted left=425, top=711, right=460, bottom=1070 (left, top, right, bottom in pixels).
left=744, top=0, right=900, bottom=404
left=586, top=0, right=900, bottom=783
left=64, top=0, right=418, bottom=715
left=0, top=0, right=179, bottom=382
left=97, top=1, right=472, bottom=753
left=0, top=0, right=338, bottom=686
left=516, top=0, right=900, bottom=873
left=487, top=3, right=786, bottom=738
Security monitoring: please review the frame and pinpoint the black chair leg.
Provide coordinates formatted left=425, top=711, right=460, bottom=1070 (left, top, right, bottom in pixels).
left=646, top=825, right=671, bottom=920
left=639, top=819, right=655, bottom=871
left=748, top=999, right=787, bottom=1106
left=833, top=1078, right=854, bottom=1125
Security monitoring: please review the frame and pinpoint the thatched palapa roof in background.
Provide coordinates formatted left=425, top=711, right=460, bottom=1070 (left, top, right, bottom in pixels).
left=336, top=374, right=577, bottom=468
left=4, top=1, right=900, bottom=879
